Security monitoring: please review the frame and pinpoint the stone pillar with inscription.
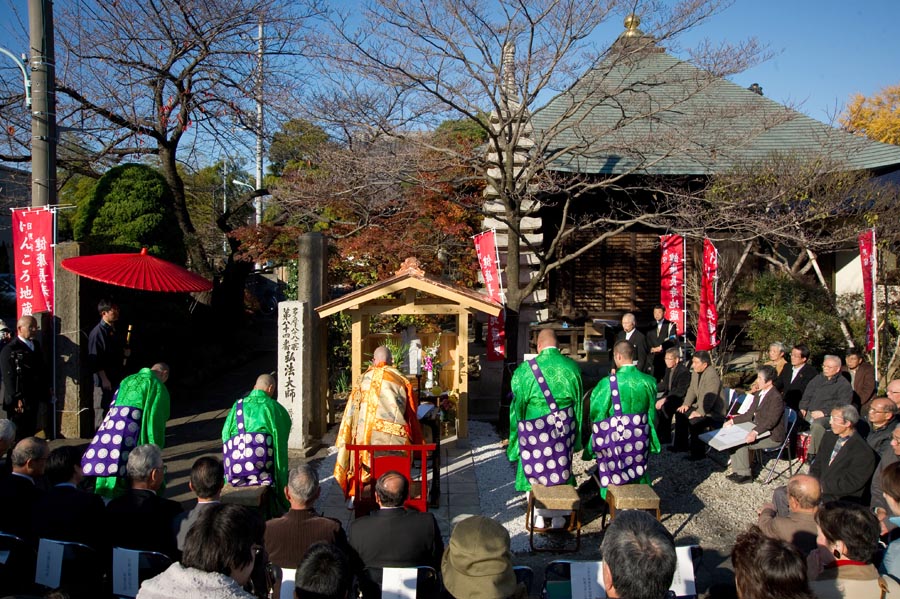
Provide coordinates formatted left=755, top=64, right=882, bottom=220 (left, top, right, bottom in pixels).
left=296, top=233, right=328, bottom=448
left=278, top=301, right=307, bottom=450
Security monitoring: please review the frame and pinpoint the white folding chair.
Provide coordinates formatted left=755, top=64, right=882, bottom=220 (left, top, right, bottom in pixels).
left=758, top=407, right=799, bottom=484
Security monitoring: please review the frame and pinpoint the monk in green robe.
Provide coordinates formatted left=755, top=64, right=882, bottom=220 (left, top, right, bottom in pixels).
left=508, top=329, right=584, bottom=493
left=584, top=340, right=660, bottom=498
left=94, top=363, right=170, bottom=499
left=222, top=373, right=292, bottom=515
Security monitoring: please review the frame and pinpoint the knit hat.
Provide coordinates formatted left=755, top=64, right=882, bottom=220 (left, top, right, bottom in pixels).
left=441, top=516, right=518, bottom=599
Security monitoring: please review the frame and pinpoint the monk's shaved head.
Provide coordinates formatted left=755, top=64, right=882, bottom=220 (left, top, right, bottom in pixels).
left=373, top=346, right=392, bottom=365
left=537, top=329, right=557, bottom=352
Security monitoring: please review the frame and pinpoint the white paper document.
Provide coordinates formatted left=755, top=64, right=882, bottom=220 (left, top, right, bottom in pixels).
left=280, top=567, right=296, bottom=599
left=699, top=421, right=769, bottom=451
left=35, top=538, right=64, bottom=590
left=670, top=546, right=697, bottom=597
left=112, top=547, right=142, bottom=598
left=381, top=567, right=418, bottom=599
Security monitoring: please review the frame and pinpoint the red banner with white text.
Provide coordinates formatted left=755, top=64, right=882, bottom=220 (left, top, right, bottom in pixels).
left=696, top=239, right=719, bottom=351
left=660, top=234, right=685, bottom=336
left=12, top=208, right=54, bottom=317
left=859, top=229, right=876, bottom=352
left=474, top=231, right=505, bottom=361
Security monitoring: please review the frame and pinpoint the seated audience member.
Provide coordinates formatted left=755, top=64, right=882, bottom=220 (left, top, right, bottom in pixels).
left=731, top=526, right=815, bottom=599
left=758, top=474, right=820, bottom=556
left=779, top=344, right=818, bottom=413
left=265, top=464, right=348, bottom=570
left=799, top=355, right=853, bottom=459
left=600, top=510, right=676, bottom=599
left=441, top=516, right=527, bottom=599
left=173, top=456, right=224, bottom=552
left=807, top=501, right=900, bottom=597
left=294, top=542, right=351, bottom=599
left=877, top=461, right=900, bottom=580
left=105, top=444, right=183, bottom=559
left=33, top=445, right=106, bottom=548
left=655, top=347, right=690, bottom=447
left=0, top=418, right=15, bottom=478
left=874, top=429, right=900, bottom=520
left=0, top=436, right=48, bottom=541
left=809, top=406, right=877, bottom=504
left=861, top=397, right=898, bottom=456
left=750, top=342, right=789, bottom=394
left=725, top=365, right=785, bottom=485
left=675, top=351, right=726, bottom=461
left=138, top=503, right=275, bottom=599
left=843, top=348, right=876, bottom=412
left=349, top=471, right=443, bottom=595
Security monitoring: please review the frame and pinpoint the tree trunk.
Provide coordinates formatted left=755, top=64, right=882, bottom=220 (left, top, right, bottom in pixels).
left=158, top=145, right=213, bottom=280
left=498, top=305, right=520, bottom=439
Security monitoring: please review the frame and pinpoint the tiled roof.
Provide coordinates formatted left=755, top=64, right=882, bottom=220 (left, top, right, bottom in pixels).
left=531, top=42, right=900, bottom=176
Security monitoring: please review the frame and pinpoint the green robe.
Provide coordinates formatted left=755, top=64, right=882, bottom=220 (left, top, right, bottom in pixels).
left=583, top=364, right=660, bottom=498
left=222, top=388, right=292, bottom=514
left=94, top=368, right=170, bottom=499
left=508, top=347, right=584, bottom=492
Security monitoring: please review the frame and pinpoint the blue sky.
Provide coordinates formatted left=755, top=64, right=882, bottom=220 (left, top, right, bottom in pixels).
left=0, top=0, right=897, bottom=127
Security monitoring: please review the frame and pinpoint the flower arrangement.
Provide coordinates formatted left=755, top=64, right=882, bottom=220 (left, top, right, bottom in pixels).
left=423, top=341, right=442, bottom=390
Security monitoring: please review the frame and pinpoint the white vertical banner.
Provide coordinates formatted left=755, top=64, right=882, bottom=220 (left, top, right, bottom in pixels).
left=278, top=301, right=305, bottom=449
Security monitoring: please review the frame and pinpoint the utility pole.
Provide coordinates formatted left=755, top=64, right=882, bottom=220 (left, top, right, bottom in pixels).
left=254, top=17, right=265, bottom=226
left=28, top=0, right=56, bottom=207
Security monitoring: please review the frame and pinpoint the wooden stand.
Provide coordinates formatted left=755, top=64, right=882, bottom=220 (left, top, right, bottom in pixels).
left=527, top=483, right=581, bottom=553
left=604, top=484, right=660, bottom=528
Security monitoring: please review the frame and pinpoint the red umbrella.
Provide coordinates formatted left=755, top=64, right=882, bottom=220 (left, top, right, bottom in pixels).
left=61, top=247, right=213, bottom=292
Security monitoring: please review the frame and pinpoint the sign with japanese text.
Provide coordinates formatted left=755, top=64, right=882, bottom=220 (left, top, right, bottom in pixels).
left=278, top=301, right=305, bottom=448
left=696, top=239, right=719, bottom=351
left=474, top=231, right=505, bottom=361
left=859, top=229, right=876, bottom=352
left=12, top=207, right=53, bottom=316
left=660, top=235, right=685, bottom=335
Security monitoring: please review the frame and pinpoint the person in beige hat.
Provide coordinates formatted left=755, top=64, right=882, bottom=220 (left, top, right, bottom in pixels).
left=441, top=516, right=527, bottom=599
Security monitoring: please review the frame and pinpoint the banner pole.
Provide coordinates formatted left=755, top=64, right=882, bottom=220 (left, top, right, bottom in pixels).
left=873, top=228, right=880, bottom=386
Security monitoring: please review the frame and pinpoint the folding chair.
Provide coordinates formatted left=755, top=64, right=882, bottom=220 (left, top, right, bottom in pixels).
left=34, top=539, right=104, bottom=597
left=0, top=531, right=36, bottom=594
left=513, top=565, right=534, bottom=595
left=724, top=388, right=748, bottom=417
left=362, top=565, right=440, bottom=599
left=540, top=560, right=573, bottom=599
left=112, top=547, right=174, bottom=598
left=757, top=407, right=799, bottom=484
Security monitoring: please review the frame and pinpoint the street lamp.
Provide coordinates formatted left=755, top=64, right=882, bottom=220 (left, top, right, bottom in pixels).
left=232, top=179, right=262, bottom=227
left=0, top=46, right=31, bottom=108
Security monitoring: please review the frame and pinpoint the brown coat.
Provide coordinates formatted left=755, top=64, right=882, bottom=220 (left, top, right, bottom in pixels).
left=732, top=388, right=786, bottom=444
left=843, top=361, right=876, bottom=411
left=756, top=507, right=818, bottom=555
left=681, top=366, right=725, bottom=420
left=264, top=508, right=348, bottom=570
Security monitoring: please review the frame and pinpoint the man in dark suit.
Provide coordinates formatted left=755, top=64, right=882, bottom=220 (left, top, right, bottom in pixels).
left=105, top=444, right=183, bottom=559
left=33, top=445, right=106, bottom=549
left=778, top=344, right=818, bottom=413
left=0, top=316, right=50, bottom=439
left=265, top=463, right=349, bottom=570
left=646, top=304, right=678, bottom=381
left=173, top=456, right=224, bottom=552
left=810, top=405, right=877, bottom=504
left=0, top=437, right=47, bottom=541
left=726, top=365, right=786, bottom=484
left=655, top=347, right=690, bottom=447
left=0, top=419, right=15, bottom=478
left=349, top=471, right=443, bottom=597
left=844, top=348, right=876, bottom=412
left=615, top=312, right=650, bottom=374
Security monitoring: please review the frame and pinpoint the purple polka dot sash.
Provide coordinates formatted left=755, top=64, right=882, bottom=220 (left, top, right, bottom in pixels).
left=516, top=358, right=576, bottom=487
left=223, top=399, right=274, bottom=487
left=591, top=373, right=649, bottom=487
left=81, top=403, right=142, bottom=477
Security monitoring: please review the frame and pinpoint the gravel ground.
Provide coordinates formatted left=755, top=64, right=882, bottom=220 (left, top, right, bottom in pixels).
left=309, top=420, right=802, bottom=596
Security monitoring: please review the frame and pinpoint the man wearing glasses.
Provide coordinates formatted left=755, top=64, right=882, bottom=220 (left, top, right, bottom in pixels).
left=862, top=398, right=899, bottom=457
left=809, top=405, right=877, bottom=504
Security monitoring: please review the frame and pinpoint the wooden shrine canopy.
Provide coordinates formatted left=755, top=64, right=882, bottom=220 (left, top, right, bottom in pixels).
left=315, top=257, right=502, bottom=439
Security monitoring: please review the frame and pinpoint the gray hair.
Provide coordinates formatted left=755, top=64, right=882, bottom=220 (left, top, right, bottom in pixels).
left=834, top=404, right=860, bottom=426
left=11, top=437, right=48, bottom=467
left=601, top=510, right=676, bottom=599
left=823, top=355, right=842, bottom=368
left=126, top=444, right=163, bottom=481
left=768, top=342, right=786, bottom=355
left=288, top=463, right=320, bottom=504
left=0, top=419, right=16, bottom=444
left=622, top=313, right=636, bottom=324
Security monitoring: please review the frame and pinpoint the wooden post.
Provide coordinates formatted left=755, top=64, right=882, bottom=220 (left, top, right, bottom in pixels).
left=457, top=311, right=469, bottom=440
left=350, top=311, right=369, bottom=386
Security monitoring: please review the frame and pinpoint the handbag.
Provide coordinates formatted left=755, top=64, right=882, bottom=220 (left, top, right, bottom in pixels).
left=81, top=401, right=142, bottom=477
left=591, top=372, right=650, bottom=487
left=516, top=358, right=575, bottom=487
left=223, top=399, right=275, bottom=487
